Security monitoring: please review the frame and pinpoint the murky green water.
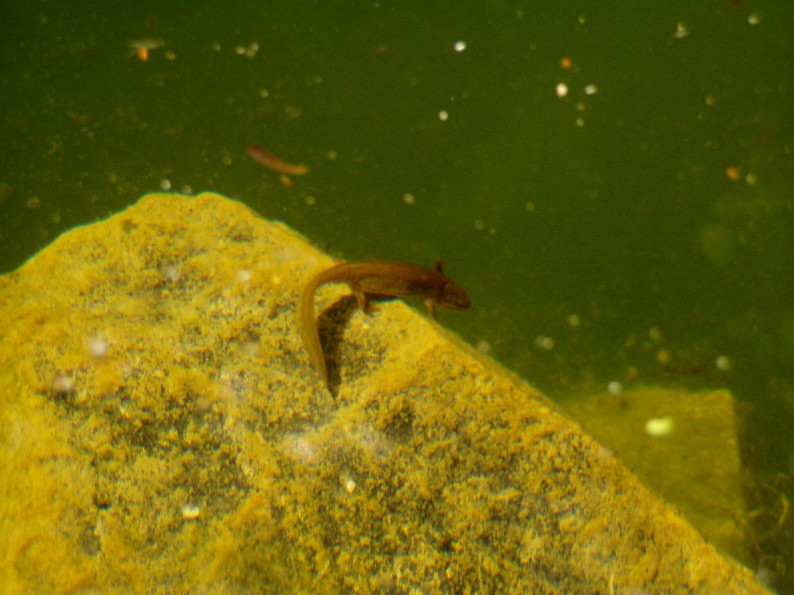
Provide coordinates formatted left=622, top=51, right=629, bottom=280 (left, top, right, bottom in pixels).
left=2, top=0, right=793, bottom=589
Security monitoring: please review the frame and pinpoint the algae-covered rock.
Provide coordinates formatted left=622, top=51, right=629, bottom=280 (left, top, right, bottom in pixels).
left=0, top=192, right=767, bottom=593
left=565, top=386, right=749, bottom=565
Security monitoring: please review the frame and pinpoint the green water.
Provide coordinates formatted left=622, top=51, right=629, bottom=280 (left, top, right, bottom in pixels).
left=2, top=0, right=793, bottom=588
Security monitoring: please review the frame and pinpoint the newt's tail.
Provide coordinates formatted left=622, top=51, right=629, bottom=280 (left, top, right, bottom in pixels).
left=296, top=274, right=328, bottom=386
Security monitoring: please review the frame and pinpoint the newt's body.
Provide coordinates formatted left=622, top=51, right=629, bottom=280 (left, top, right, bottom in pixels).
left=297, top=260, right=471, bottom=386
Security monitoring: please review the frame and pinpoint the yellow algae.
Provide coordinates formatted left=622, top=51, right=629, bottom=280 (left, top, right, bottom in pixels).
left=0, top=192, right=769, bottom=593
left=565, top=386, right=750, bottom=564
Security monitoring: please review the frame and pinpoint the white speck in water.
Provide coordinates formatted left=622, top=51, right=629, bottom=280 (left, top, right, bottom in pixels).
left=245, top=42, right=259, bottom=58
left=438, top=110, right=449, bottom=121
left=159, top=178, right=172, bottom=191
left=344, top=477, right=357, bottom=494
left=674, top=22, right=689, bottom=38
left=607, top=381, right=623, bottom=396
left=534, top=335, right=555, bottom=351
left=556, top=83, right=569, bottom=98
left=645, top=416, right=675, bottom=437
left=656, top=348, right=671, bottom=365
left=402, top=193, right=415, bottom=205
left=454, top=40, right=466, bottom=53
left=715, top=355, right=732, bottom=372
left=584, top=84, right=598, bottom=95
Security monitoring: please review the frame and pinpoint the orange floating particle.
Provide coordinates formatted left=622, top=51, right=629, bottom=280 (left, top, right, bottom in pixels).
left=279, top=175, right=294, bottom=188
left=560, top=56, right=573, bottom=69
left=725, top=165, right=740, bottom=181
left=128, top=39, right=164, bottom=62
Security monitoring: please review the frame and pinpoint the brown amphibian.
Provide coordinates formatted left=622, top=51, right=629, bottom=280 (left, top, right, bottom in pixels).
left=297, top=260, right=471, bottom=386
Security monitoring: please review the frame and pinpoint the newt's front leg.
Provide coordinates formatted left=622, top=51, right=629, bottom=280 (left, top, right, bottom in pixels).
left=349, top=282, right=371, bottom=312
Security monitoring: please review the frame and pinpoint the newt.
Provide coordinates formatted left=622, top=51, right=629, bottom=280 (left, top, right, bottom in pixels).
left=297, top=260, right=471, bottom=386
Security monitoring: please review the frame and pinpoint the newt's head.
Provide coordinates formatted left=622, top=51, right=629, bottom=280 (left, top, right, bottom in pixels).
left=437, top=280, right=471, bottom=311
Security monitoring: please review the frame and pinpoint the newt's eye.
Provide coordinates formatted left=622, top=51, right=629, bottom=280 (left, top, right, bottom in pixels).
left=442, top=282, right=471, bottom=310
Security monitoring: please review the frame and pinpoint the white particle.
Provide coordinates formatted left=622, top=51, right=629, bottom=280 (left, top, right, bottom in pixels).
left=438, top=110, right=449, bottom=121
left=607, top=381, right=623, bottom=396
left=159, top=178, right=172, bottom=191
left=454, top=40, right=466, bottom=53
left=51, top=373, right=75, bottom=395
left=584, top=84, right=598, bottom=95
left=534, top=335, right=555, bottom=351
left=556, top=83, right=569, bottom=98
left=245, top=42, right=259, bottom=58
left=402, top=193, right=415, bottom=205
left=236, top=268, right=252, bottom=283
left=88, top=336, right=109, bottom=359
left=645, top=416, right=675, bottom=437
left=748, top=13, right=761, bottom=25
left=344, top=477, right=357, bottom=493
left=182, top=504, right=201, bottom=520
left=715, top=355, right=732, bottom=372
left=674, top=23, right=689, bottom=38
left=656, top=348, right=671, bottom=365
left=161, top=265, right=180, bottom=282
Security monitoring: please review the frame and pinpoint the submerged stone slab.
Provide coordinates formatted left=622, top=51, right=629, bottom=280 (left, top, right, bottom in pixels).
left=565, top=386, right=748, bottom=565
left=0, top=192, right=766, bottom=592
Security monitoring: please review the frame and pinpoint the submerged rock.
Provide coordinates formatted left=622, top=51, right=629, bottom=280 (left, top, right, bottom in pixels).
left=0, top=192, right=767, bottom=592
